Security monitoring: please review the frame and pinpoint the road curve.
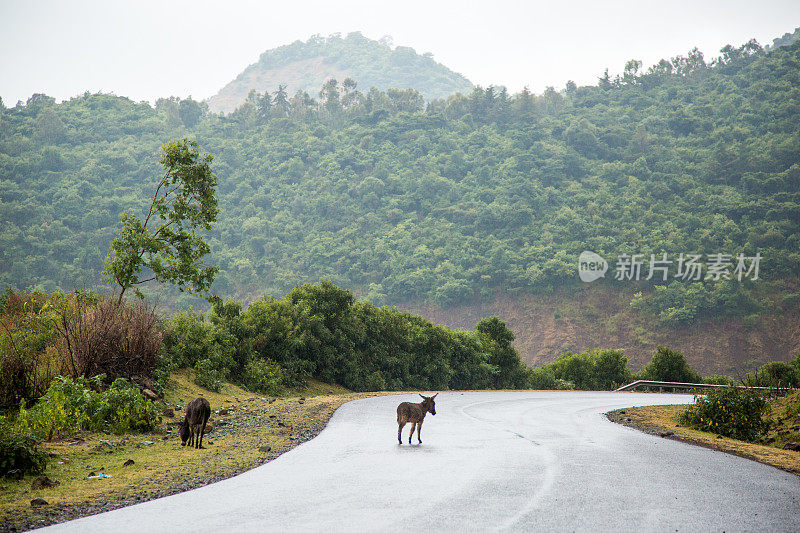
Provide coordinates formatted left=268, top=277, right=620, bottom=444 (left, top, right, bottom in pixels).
left=40, top=391, right=800, bottom=532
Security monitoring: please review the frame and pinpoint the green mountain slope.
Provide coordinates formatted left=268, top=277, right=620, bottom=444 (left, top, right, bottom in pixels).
left=1, top=37, right=799, bottom=370
left=207, top=32, right=474, bottom=113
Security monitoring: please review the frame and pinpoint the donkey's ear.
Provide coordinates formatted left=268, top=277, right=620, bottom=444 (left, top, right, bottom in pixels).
left=432, top=393, right=438, bottom=399
left=419, top=394, right=427, bottom=399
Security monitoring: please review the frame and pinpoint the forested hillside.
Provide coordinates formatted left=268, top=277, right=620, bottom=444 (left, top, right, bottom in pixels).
left=207, top=32, right=474, bottom=113
left=1, top=37, right=799, bottom=369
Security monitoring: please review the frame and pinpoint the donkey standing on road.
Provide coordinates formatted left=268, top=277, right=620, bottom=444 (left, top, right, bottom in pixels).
left=180, top=397, right=211, bottom=449
left=397, top=393, right=437, bottom=445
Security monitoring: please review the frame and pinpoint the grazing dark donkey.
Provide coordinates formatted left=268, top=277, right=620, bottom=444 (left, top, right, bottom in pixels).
left=180, top=397, right=211, bottom=449
left=397, top=393, right=437, bottom=445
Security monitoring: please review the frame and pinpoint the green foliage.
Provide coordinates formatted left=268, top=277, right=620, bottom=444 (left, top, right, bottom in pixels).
left=637, top=346, right=701, bottom=383
left=529, top=345, right=728, bottom=390
left=193, top=358, right=224, bottom=392
left=102, top=138, right=218, bottom=303
left=539, top=349, right=631, bottom=390
left=526, top=366, right=574, bottom=390
left=0, top=416, right=48, bottom=477
left=163, top=310, right=217, bottom=369
left=704, top=375, right=735, bottom=386
left=631, top=281, right=761, bottom=326
left=178, top=99, right=203, bottom=128
left=242, top=358, right=286, bottom=395
left=164, top=281, right=521, bottom=392
left=100, top=378, right=162, bottom=433
left=678, top=387, right=771, bottom=441
left=549, top=352, right=596, bottom=390
left=743, top=361, right=800, bottom=388
left=18, top=375, right=160, bottom=439
left=476, top=317, right=527, bottom=388
left=781, top=391, right=800, bottom=422
left=592, top=349, right=633, bottom=389
left=163, top=309, right=234, bottom=392
left=0, top=290, right=60, bottom=407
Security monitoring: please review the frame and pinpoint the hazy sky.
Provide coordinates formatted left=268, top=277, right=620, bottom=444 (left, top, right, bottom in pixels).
left=1, top=0, right=799, bottom=106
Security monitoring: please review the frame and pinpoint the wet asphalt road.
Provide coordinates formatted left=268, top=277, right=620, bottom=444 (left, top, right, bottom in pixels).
left=40, top=391, right=800, bottom=532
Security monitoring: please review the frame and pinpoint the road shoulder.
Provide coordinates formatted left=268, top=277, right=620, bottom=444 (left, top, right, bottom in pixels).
left=606, top=404, right=800, bottom=476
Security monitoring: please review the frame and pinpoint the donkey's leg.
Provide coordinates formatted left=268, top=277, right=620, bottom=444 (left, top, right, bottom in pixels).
left=417, top=420, right=423, bottom=444
left=408, top=422, right=417, bottom=444
left=198, top=418, right=207, bottom=449
left=398, top=421, right=405, bottom=445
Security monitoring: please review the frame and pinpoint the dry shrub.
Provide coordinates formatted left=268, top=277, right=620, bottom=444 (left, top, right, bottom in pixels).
left=0, top=349, right=49, bottom=409
left=60, top=298, right=163, bottom=383
left=1, top=291, right=163, bottom=407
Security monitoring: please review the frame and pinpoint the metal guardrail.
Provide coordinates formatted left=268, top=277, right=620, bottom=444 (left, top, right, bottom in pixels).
left=614, top=380, right=793, bottom=393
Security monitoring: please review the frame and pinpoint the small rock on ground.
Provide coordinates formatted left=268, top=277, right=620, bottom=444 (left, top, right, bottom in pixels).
left=142, top=389, right=159, bottom=400
left=31, top=476, right=60, bottom=490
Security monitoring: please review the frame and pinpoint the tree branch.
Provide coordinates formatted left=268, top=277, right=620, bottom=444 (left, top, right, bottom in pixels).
left=143, top=172, right=170, bottom=228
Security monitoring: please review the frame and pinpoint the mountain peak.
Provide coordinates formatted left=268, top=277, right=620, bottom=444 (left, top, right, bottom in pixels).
left=207, top=32, right=473, bottom=114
